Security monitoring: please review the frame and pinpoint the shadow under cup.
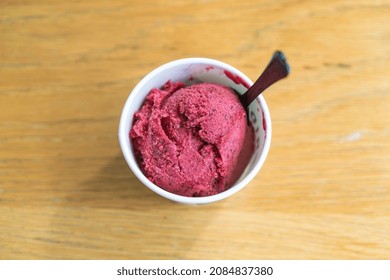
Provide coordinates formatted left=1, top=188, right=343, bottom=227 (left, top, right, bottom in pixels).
left=118, top=58, right=271, bottom=204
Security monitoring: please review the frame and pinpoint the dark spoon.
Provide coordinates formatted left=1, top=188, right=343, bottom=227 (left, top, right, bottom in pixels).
left=238, top=50, right=290, bottom=108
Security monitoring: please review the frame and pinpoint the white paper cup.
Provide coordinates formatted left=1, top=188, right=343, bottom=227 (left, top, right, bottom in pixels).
left=118, top=58, right=271, bottom=204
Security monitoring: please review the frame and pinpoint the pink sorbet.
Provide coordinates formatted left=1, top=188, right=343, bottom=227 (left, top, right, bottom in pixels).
left=130, top=81, right=254, bottom=197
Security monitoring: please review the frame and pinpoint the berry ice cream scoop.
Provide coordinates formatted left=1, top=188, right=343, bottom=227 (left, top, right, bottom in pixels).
left=130, top=81, right=254, bottom=197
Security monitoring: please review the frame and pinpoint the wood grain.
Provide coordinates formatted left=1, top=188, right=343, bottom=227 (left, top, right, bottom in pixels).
left=1, top=0, right=389, bottom=259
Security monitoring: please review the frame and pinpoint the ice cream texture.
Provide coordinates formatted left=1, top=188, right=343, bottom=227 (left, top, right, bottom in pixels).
left=130, top=81, right=254, bottom=197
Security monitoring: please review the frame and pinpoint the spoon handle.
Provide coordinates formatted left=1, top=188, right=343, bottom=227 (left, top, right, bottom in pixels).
left=239, top=51, right=290, bottom=108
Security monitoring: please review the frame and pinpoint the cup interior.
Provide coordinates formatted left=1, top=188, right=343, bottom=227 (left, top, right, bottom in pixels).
left=118, top=58, right=271, bottom=204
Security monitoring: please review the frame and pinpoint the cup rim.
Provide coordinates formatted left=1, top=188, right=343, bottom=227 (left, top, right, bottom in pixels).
left=118, top=57, right=272, bottom=204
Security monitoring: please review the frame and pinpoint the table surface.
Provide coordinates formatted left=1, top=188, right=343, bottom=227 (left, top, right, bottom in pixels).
left=1, top=0, right=389, bottom=260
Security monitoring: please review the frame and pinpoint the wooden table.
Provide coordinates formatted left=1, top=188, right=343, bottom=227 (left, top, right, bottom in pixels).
left=1, top=0, right=389, bottom=259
